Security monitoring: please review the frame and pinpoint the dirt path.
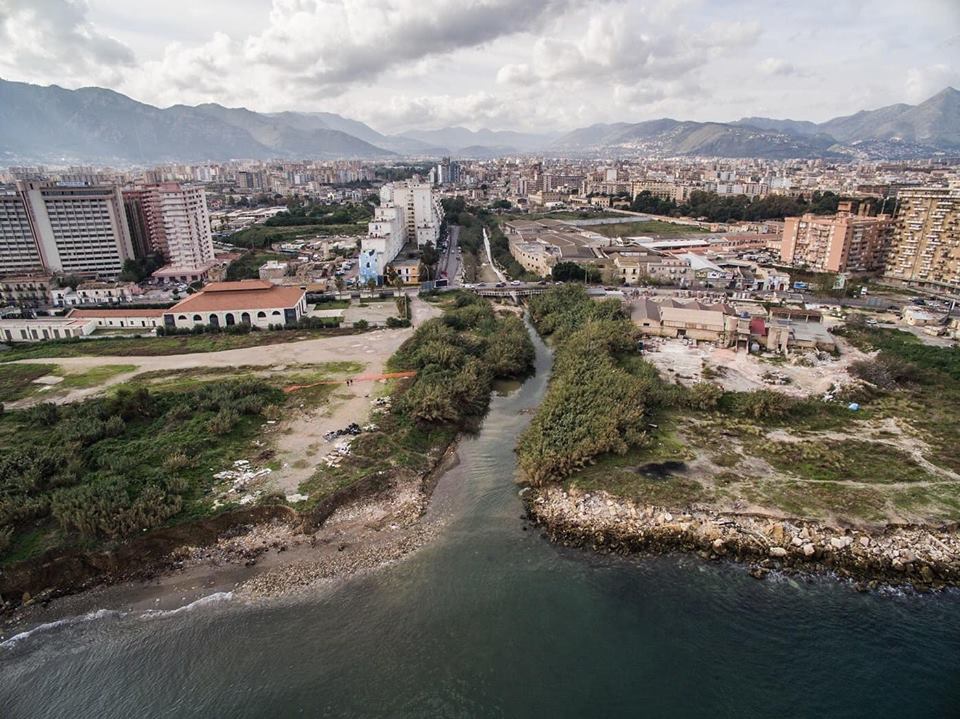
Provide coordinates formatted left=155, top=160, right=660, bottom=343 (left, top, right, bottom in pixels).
left=9, top=328, right=414, bottom=406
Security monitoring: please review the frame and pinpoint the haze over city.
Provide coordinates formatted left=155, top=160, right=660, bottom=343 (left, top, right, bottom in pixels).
left=0, top=0, right=958, bottom=132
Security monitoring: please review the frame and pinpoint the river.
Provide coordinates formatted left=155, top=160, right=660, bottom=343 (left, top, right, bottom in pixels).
left=1, top=326, right=959, bottom=718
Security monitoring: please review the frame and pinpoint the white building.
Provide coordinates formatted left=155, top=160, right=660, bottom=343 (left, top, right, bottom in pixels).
left=359, top=181, right=442, bottom=283
left=0, top=190, right=42, bottom=275
left=51, top=281, right=142, bottom=307
left=2, top=182, right=134, bottom=277
left=157, top=183, right=215, bottom=270
left=0, top=315, right=97, bottom=343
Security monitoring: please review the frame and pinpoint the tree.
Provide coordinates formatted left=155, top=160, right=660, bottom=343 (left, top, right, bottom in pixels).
left=420, top=242, right=440, bottom=281
left=366, top=277, right=378, bottom=295
left=551, top=262, right=599, bottom=283
left=393, top=274, right=407, bottom=318
left=334, top=275, right=345, bottom=297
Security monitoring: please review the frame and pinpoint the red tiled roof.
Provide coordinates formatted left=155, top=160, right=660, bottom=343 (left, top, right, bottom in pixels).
left=203, top=280, right=273, bottom=292
left=170, top=284, right=305, bottom=313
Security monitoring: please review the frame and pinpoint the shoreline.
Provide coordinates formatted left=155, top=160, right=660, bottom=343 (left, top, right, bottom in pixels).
left=524, top=486, right=960, bottom=591
left=1, top=439, right=460, bottom=638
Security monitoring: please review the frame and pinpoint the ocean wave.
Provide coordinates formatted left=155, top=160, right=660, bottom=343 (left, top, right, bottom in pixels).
left=0, top=608, right=124, bottom=649
left=137, top=591, right=234, bottom=619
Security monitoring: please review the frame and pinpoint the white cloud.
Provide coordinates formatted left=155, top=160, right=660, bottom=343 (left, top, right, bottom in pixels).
left=758, top=57, right=796, bottom=77
left=0, top=0, right=955, bottom=133
left=905, top=63, right=960, bottom=102
left=0, top=0, right=134, bottom=85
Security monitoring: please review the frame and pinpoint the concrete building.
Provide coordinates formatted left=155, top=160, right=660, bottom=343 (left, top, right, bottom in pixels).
left=388, top=258, right=422, bottom=285
left=359, top=181, right=441, bottom=283
left=67, top=308, right=165, bottom=330
left=884, top=185, right=960, bottom=293
left=161, top=280, right=307, bottom=330
left=0, top=189, right=43, bottom=275
left=258, top=260, right=290, bottom=282
left=1, top=182, right=134, bottom=277
left=51, top=281, right=141, bottom=307
left=122, top=186, right=163, bottom=259
left=156, top=183, right=215, bottom=271
left=122, top=183, right=215, bottom=276
left=781, top=211, right=892, bottom=273
left=0, top=315, right=97, bottom=343
left=0, top=274, right=54, bottom=308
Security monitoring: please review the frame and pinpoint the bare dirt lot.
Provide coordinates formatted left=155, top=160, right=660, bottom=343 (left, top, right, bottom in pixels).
left=643, top=335, right=869, bottom=397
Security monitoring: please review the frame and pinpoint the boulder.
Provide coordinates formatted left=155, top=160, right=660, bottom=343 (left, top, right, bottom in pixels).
left=769, top=546, right=788, bottom=558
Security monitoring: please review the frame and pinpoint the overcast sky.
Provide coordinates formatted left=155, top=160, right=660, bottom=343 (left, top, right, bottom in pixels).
left=0, top=0, right=958, bottom=134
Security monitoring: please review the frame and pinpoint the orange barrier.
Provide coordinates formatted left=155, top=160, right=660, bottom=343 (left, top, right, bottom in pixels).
left=283, top=370, right=416, bottom=394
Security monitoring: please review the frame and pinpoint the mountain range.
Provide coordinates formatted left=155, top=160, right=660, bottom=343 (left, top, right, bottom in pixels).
left=0, top=78, right=957, bottom=164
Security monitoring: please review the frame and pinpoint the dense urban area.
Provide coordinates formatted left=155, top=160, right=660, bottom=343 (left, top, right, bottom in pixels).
left=1, top=143, right=959, bottom=619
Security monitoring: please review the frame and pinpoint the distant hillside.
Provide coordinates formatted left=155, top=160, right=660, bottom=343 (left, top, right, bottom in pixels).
left=399, top=126, right=556, bottom=154
left=0, top=79, right=394, bottom=163
left=0, top=79, right=955, bottom=163
left=551, top=119, right=839, bottom=158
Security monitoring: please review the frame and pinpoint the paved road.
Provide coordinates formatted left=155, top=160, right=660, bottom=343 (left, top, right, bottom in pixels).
left=440, top=225, right=462, bottom=286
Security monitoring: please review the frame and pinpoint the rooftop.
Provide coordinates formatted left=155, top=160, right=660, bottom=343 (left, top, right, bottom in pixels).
left=169, top=280, right=305, bottom=313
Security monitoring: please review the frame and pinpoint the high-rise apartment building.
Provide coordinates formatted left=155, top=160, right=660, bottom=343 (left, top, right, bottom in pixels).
left=781, top=210, right=892, bottom=273
left=122, top=183, right=214, bottom=271
left=157, top=183, right=215, bottom=270
left=884, top=185, right=960, bottom=292
left=359, top=181, right=442, bottom=283
left=122, top=186, right=164, bottom=259
left=0, top=189, right=43, bottom=275
left=0, top=182, right=134, bottom=277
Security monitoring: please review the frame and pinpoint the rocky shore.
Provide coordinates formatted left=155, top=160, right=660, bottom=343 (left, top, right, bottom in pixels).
left=525, top=486, right=960, bottom=590
left=2, top=440, right=459, bottom=630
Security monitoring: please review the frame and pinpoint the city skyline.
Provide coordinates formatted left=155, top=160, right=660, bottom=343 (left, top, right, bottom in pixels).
left=0, top=0, right=957, bottom=134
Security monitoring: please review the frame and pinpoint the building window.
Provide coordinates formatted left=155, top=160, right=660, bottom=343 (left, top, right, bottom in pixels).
left=257, top=311, right=266, bottom=319
left=193, top=314, right=202, bottom=322
left=225, top=313, right=236, bottom=326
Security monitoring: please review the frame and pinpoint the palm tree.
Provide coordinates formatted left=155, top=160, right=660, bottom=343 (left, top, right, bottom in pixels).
left=366, top=277, right=377, bottom=296
left=392, top=273, right=407, bottom=319
left=334, top=274, right=345, bottom=298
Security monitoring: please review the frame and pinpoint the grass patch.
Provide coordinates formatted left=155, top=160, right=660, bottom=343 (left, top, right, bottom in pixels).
left=0, top=327, right=361, bottom=362
left=588, top=220, right=711, bottom=239
left=57, top=364, right=138, bottom=390
left=0, top=363, right=57, bottom=403
left=751, top=439, right=937, bottom=484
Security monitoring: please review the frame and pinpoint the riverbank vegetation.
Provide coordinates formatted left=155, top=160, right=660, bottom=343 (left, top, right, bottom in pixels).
left=518, top=286, right=960, bottom=526
left=0, top=380, right=285, bottom=563
left=300, top=294, right=535, bottom=506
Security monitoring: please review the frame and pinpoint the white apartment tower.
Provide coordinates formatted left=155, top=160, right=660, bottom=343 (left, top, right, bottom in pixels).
left=1, top=182, right=134, bottom=276
left=359, top=181, right=442, bottom=283
left=157, top=183, right=215, bottom=270
left=0, top=190, right=42, bottom=275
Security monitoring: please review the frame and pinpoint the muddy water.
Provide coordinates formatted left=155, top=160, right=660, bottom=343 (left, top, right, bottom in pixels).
left=2, top=325, right=959, bottom=718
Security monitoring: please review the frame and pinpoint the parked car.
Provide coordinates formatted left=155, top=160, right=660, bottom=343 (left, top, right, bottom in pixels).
left=511, top=280, right=521, bottom=286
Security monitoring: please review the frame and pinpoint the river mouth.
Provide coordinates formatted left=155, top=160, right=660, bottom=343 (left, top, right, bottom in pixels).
left=2, top=322, right=960, bottom=718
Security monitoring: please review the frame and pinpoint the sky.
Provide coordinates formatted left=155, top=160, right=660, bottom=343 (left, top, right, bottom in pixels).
left=0, top=0, right=958, bottom=135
